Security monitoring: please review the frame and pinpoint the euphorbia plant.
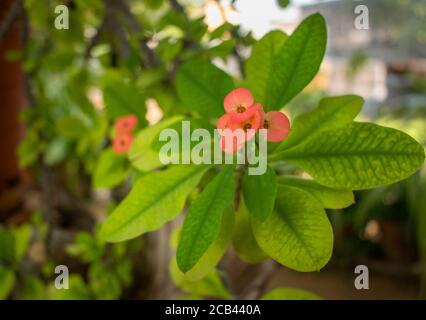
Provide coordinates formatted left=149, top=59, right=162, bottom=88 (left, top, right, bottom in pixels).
left=99, top=13, right=425, bottom=280
left=217, top=88, right=291, bottom=153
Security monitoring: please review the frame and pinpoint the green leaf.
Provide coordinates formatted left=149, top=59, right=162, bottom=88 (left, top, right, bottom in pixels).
left=170, top=263, right=232, bottom=299
left=252, top=186, right=333, bottom=272
left=56, top=116, right=88, bottom=139
left=21, top=276, right=45, bottom=300
left=93, top=148, right=129, bottom=189
left=0, top=267, right=15, bottom=299
left=44, top=137, right=69, bottom=166
left=232, top=198, right=267, bottom=264
left=145, top=0, right=164, bottom=9
left=274, top=95, right=364, bottom=153
left=158, top=39, right=183, bottom=62
left=66, top=232, right=104, bottom=263
left=173, top=208, right=234, bottom=281
left=176, top=60, right=235, bottom=118
left=210, top=22, right=233, bottom=40
left=18, top=131, right=43, bottom=167
left=115, top=259, right=132, bottom=286
left=48, top=274, right=92, bottom=300
left=279, top=123, right=426, bottom=190
left=150, top=117, right=215, bottom=154
left=245, top=30, right=288, bottom=106
left=0, top=228, right=15, bottom=265
left=208, top=39, right=236, bottom=58
left=102, top=76, right=146, bottom=124
left=242, top=166, right=277, bottom=222
left=277, top=0, right=290, bottom=9
left=277, top=176, right=354, bottom=209
left=261, top=287, right=321, bottom=300
left=253, top=13, right=326, bottom=110
left=89, top=263, right=122, bottom=300
left=129, top=116, right=184, bottom=172
left=177, top=166, right=235, bottom=273
left=13, top=225, right=32, bottom=263
left=100, top=165, right=209, bottom=242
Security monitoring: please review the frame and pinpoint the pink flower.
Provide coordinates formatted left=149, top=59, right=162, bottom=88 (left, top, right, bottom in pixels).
left=260, top=111, right=291, bottom=142
left=217, top=104, right=264, bottom=153
left=114, top=115, right=138, bottom=134
left=113, top=133, right=133, bottom=154
left=224, top=88, right=257, bottom=123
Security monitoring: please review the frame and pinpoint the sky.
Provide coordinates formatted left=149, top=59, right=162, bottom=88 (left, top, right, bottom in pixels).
left=233, top=0, right=320, bottom=36
left=202, top=0, right=336, bottom=37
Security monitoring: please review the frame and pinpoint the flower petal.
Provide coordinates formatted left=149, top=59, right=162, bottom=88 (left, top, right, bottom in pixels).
left=263, top=111, right=291, bottom=142
left=115, top=114, right=138, bottom=134
left=217, top=114, right=231, bottom=130
left=224, top=88, right=254, bottom=113
left=113, top=133, right=134, bottom=154
left=219, top=134, right=245, bottom=153
left=249, top=104, right=265, bottom=131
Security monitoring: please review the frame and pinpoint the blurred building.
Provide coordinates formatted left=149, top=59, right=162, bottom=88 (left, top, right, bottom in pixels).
left=299, top=0, right=426, bottom=116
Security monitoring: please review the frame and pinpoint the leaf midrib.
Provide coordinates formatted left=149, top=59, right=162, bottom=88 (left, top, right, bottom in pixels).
left=273, top=16, right=318, bottom=108
left=276, top=187, right=324, bottom=267
left=180, top=170, right=231, bottom=270
left=108, top=166, right=207, bottom=236
left=283, top=150, right=422, bottom=160
left=277, top=96, right=361, bottom=152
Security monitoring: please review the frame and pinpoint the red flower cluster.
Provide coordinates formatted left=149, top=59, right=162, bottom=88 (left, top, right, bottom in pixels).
left=113, top=115, right=138, bottom=154
left=217, top=88, right=291, bottom=153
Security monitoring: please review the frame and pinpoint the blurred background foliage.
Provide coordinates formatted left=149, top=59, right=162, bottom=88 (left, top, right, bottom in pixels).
left=0, top=0, right=425, bottom=299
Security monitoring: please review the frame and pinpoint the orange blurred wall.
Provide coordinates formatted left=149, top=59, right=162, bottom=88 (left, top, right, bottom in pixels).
left=0, top=0, right=26, bottom=195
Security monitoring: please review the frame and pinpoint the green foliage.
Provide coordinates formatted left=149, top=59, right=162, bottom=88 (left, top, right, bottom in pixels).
left=277, top=0, right=291, bottom=9
left=66, top=232, right=105, bottom=263
left=44, top=138, right=70, bottom=166
left=252, top=186, right=333, bottom=272
left=261, top=287, right=321, bottom=300
left=172, top=208, right=235, bottom=282
left=232, top=199, right=267, bottom=264
left=14, top=0, right=426, bottom=300
left=242, top=165, right=277, bottom=222
left=0, top=228, right=16, bottom=266
left=278, top=123, right=425, bottom=190
left=21, top=276, right=45, bottom=300
left=93, top=149, right=130, bottom=189
left=96, top=10, right=424, bottom=279
left=48, top=275, right=92, bottom=300
left=100, top=165, right=209, bottom=242
left=0, top=225, right=31, bottom=268
left=0, top=267, right=15, bottom=299
left=277, top=176, right=354, bottom=209
left=171, top=229, right=232, bottom=299
left=245, top=31, right=288, bottom=107
left=210, top=23, right=234, bottom=40
left=170, top=264, right=232, bottom=300
left=102, top=74, right=147, bottom=125
left=177, top=166, right=235, bottom=273
left=246, top=14, right=326, bottom=110
left=176, top=60, right=235, bottom=118
left=0, top=224, right=34, bottom=299
left=274, top=95, right=364, bottom=152
left=129, top=116, right=184, bottom=172
left=88, top=262, right=122, bottom=300
left=64, top=229, right=139, bottom=300
left=56, top=116, right=88, bottom=139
